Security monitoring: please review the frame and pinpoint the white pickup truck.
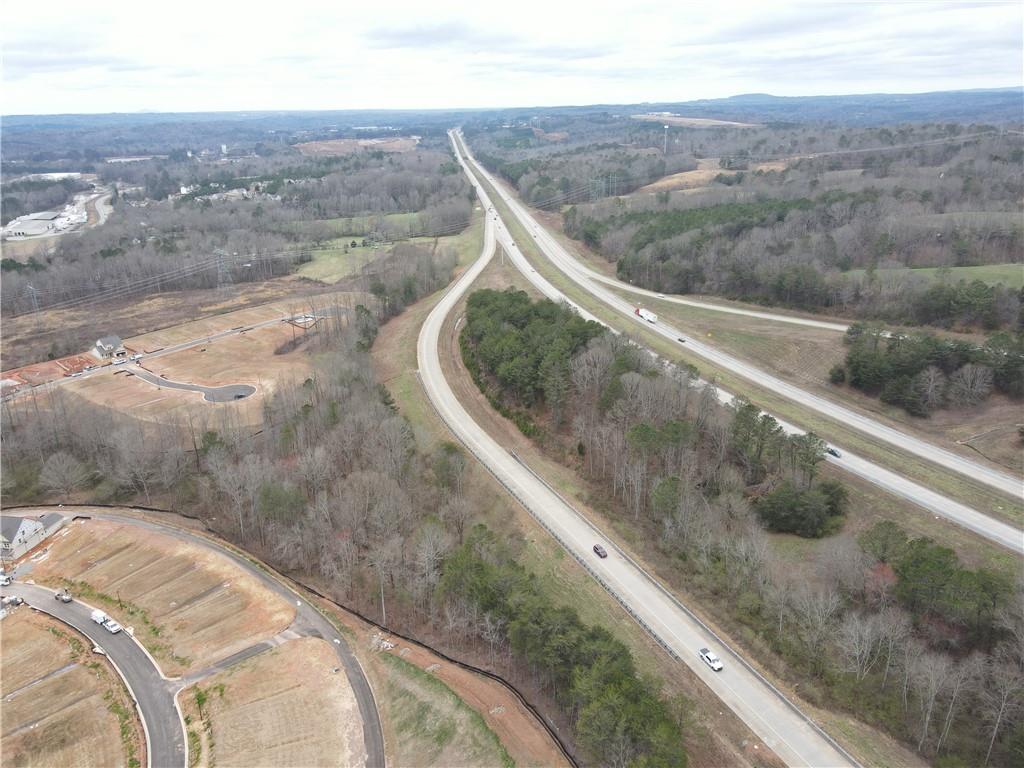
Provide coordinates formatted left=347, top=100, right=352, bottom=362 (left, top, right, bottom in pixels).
left=90, top=609, right=123, bottom=634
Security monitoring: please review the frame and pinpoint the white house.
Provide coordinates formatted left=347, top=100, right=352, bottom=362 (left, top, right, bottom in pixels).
left=1, top=513, right=64, bottom=563
left=95, top=335, right=127, bottom=358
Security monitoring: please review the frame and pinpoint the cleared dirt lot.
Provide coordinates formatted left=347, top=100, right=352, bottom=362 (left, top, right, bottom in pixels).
left=1, top=609, right=142, bottom=768
left=295, top=137, right=420, bottom=156
left=29, top=516, right=296, bottom=676
left=181, top=637, right=365, bottom=768
left=1, top=277, right=337, bottom=371
left=54, top=293, right=358, bottom=427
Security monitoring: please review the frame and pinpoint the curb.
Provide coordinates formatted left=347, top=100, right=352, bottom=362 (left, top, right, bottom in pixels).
left=23, top=592, right=155, bottom=768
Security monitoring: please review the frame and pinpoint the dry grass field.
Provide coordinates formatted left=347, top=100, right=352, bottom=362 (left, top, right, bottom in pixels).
left=1, top=277, right=336, bottom=371
left=30, top=516, right=296, bottom=676
left=633, top=114, right=760, bottom=127
left=325, top=596, right=570, bottom=768
left=294, top=137, right=420, bottom=156
left=181, top=637, right=365, bottom=768
left=637, top=158, right=731, bottom=193
left=1, top=609, right=142, bottom=768
left=374, top=652, right=513, bottom=768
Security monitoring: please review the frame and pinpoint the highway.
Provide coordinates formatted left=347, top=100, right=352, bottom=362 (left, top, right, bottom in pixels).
left=424, top=129, right=859, bottom=767
left=451, top=131, right=1023, bottom=553
left=455, top=132, right=1023, bottom=502
left=4, top=510, right=385, bottom=768
left=2, top=581, right=186, bottom=768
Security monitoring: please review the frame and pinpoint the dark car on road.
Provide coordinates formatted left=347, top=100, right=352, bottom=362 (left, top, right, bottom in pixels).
left=593, top=544, right=608, bottom=558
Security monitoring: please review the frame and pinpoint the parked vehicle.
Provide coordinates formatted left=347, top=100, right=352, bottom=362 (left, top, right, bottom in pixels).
left=699, top=648, right=723, bottom=671
left=0, top=574, right=11, bottom=586
left=593, top=544, right=608, bottom=558
left=90, top=609, right=122, bottom=633
left=635, top=307, right=658, bottom=324
left=2, top=596, right=25, bottom=607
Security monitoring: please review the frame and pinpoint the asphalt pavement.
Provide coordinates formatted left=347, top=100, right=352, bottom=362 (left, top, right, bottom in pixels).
left=417, top=130, right=859, bottom=768
left=130, top=369, right=255, bottom=402
left=453, top=131, right=1024, bottom=552
left=3, top=512, right=385, bottom=768
left=2, top=582, right=186, bottom=768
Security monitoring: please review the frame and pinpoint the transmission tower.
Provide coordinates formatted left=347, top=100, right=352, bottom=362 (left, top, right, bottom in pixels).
left=24, top=284, right=42, bottom=330
left=214, top=249, right=234, bottom=295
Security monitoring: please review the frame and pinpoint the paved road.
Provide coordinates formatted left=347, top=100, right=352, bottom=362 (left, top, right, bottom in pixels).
left=6, top=314, right=305, bottom=402
left=4, top=511, right=385, bottom=768
left=424, top=129, right=858, bottom=768
left=2, top=582, right=185, bottom=768
left=453, top=132, right=1024, bottom=551
left=86, top=511, right=387, bottom=768
left=131, top=369, right=255, bottom=402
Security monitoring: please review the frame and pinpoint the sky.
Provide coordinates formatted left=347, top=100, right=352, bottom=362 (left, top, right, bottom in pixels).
left=2, top=0, right=1021, bottom=114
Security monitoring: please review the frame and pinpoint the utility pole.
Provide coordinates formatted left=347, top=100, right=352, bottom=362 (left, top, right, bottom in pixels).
left=664, top=125, right=669, bottom=156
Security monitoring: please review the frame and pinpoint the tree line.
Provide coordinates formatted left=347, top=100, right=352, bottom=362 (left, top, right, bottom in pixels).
left=835, top=324, right=1024, bottom=416
left=0, top=281, right=689, bottom=766
left=1, top=146, right=472, bottom=318
left=550, top=130, right=1021, bottom=330
left=458, top=288, right=1022, bottom=765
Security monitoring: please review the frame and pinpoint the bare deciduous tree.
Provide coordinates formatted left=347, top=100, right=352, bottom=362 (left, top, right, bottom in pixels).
left=947, top=363, right=994, bottom=408
left=39, top=451, right=90, bottom=495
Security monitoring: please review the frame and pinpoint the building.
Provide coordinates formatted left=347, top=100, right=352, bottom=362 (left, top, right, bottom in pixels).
left=94, top=335, right=126, bottom=358
left=1, top=513, right=64, bottom=564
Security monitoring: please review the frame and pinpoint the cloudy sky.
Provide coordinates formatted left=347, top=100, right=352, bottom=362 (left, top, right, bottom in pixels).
left=3, top=0, right=1021, bottom=114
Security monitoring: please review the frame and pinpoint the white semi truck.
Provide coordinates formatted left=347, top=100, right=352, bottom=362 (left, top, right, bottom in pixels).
left=635, top=307, right=657, bottom=324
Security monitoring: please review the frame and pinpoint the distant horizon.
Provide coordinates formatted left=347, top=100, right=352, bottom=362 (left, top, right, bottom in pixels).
left=3, top=0, right=1020, bottom=114
left=4, top=85, right=1022, bottom=119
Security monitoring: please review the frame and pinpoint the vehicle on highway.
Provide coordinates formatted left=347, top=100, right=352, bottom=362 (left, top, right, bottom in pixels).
left=593, top=544, right=608, bottom=558
left=826, top=447, right=842, bottom=458
left=113, top=358, right=129, bottom=365
left=677, top=337, right=686, bottom=343
left=130, top=354, right=142, bottom=361
left=70, top=371, right=84, bottom=377
left=91, top=609, right=123, bottom=634
left=699, top=648, right=724, bottom=671
left=657, top=293, right=665, bottom=298
left=55, top=589, right=73, bottom=603
left=635, top=307, right=658, bottom=324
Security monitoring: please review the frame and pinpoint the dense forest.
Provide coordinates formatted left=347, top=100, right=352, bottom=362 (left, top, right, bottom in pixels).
left=1, top=142, right=473, bottom=316
left=0, top=279, right=689, bottom=767
left=459, top=288, right=1023, bottom=766
left=467, top=118, right=1023, bottom=331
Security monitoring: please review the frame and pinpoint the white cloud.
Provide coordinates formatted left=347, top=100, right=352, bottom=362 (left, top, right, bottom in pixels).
left=2, top=0, right=1020, bottom=113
